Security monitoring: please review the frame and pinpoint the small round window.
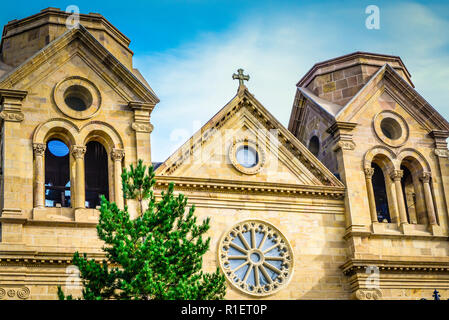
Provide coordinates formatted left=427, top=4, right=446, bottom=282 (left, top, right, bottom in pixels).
left=64, top=85, right=93, bottom=111
left=236, top=145, right=259, bottom=168
left=380, top=118, right=402, bottom=140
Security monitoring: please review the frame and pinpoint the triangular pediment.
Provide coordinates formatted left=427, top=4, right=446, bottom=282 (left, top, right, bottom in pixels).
left=0, top=25, right=159, bottom=105
left=156, top=87, right=343, bottom=187
left=335, top=64, right=449, bottom=132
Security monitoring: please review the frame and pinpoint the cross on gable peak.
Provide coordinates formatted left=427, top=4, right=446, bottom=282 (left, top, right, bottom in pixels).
left=232, top=68, right=250, bottom=88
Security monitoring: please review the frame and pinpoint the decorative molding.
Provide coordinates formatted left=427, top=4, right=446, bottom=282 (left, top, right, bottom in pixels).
left=354, top=288, right=382, bottom=300
left=420, top=172, right=431, bottom=184
left=333, top=141, right=356, bottom=152
left=32, top=143, right=46, bottom=156
left=111, top=148, right=125, bottom=161
left=71, top=146, right=86, bottom=159
left=154, top=176, right=345, bottom=199
left=0, top=287, right=30, bottom=300
left=131, top=122, right=154, bottom=133
left=435, top=149, right=449, bottom=158
left=364, top=167, right=375, bottom=178
left=0, top=111, right=24, bottom=122
left=390, top=170, right=404, bottom=181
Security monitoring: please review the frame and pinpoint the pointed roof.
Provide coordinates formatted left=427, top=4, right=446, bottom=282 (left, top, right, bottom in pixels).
left=291, top=63, right=449, bottom=133
left=0, top=24, right=159, bottom=104
left=155, top=85, right=343, bottom=187
left=336, top=63, right=449, bottom=131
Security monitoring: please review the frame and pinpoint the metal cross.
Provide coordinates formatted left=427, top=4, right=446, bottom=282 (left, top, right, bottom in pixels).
left=232, top=69, right=250, bottom=87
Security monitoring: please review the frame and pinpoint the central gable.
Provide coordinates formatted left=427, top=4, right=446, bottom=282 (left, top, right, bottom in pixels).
left=156, top=87, right=343, bottom=188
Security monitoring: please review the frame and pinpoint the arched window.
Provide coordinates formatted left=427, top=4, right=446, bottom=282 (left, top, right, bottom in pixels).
left=45, top=139, right=71, bottom=207
left=84, top=141, right=109, bottom=209
left=371, top=163, right=391, bottom=222
left=308, top=136, right=320, bottom=157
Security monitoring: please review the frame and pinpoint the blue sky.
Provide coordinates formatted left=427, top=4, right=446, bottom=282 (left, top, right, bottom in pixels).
left=1, top=1, right=449, bottom=161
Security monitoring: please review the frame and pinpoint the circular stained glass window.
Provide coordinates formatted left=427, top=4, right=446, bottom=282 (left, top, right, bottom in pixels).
left=218, top=220, right=294, bottom=297
left=236, top=145, right=259, bottom=168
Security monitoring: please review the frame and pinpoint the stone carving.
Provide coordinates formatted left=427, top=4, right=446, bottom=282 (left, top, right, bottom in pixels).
left=33, top=143, right=46, bottom=156
left=71, top=146, right=86, bottom=159
left=0, top=111, right=24, bottom=122
left=0, top=287, right=30, bottom=300
left=111, top=148, right=125, bottom=161
left=132, top=122, right=154, bottom=133
left=390, top=170, right=404, bottom=181
left=333, top=140, right=356, bottom=152
left=354, top=288, right=382, bottom=300
left=364, top=167, right=375, bottom=178
left=435, top=149, right=449, bottom=158
left=420, top=172, right=431, bottom=184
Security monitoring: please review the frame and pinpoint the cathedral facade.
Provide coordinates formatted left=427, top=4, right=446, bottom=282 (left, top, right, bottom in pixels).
left=0, top=8, right=448, bottom=300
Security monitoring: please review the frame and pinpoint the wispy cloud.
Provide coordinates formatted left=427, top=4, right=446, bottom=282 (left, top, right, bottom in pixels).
left=135, top=2, right=449, bottom=162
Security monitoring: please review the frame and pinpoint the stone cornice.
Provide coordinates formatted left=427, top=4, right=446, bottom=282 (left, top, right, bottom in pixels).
left=154, top=176, right=345, bottom=199
left=341, top=258, right=449, bottom=276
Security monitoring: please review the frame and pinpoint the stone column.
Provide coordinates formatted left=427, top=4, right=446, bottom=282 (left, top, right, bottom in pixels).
left=129, top=102, right=155, bottom=167
left=33, top=143, right=46, bottom=208
left=364, top=167, right=378, bottom=223
left=72, top=146, right=86, bottom=209
left=111, top=148, right=125, bottom=209
left=390, top=170, right=408, bottom=225
left=420, top=172, right=437, bottom=225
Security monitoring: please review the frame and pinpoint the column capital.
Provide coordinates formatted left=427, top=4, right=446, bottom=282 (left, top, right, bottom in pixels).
left=390, top=170, right=403, bottom=181
left=364, top=167, right=375, bottom=178
left=71, top=145, right=86, bottom=159
left=32, top=143, right=46, bottom=157
left=111, top=148, right=125, bottom=161
left=420, top=172, right=431, bottom=183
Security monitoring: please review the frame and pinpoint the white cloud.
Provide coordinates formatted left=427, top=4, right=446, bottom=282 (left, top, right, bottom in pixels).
left=134, top=2, right=449, bottom=162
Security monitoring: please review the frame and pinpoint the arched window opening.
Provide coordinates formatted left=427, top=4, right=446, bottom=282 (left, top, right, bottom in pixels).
left=371, top=163, right=391, bottom=222
left=45, top=139, right=71, bottom=207
left=400, top=165, right=414, bottom=224
left=85, top=141, right=109, bottom=209
left=308, top=136, right=320, bottom=157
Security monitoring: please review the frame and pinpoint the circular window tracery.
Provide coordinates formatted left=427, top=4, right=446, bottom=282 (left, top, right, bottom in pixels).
left=218, top=220, right=294, bottom=297
left=64, top=85, right=93, bottom=111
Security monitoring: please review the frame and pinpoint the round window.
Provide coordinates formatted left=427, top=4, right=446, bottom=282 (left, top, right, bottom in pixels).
left=229, top=139, right=265, bottom=175
left=64, top=85, right=93, bottom=111
left=218, top=220, right=294, bottom=297
left=236, top=145, right=259, bottom=168
left=380, top=118, right=402, bottom=140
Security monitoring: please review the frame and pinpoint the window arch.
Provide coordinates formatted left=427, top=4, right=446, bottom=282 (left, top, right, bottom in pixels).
left=308, top=136, right=320, bottom=157
left=45, top=139, right=71, bottom=207
left=84, top=141, right=109, bottom=209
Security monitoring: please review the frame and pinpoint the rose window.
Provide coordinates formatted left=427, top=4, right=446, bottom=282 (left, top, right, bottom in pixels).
left=218, top=220, right=294, bottom=296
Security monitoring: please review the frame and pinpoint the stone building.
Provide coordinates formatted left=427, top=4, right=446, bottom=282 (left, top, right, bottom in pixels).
left=0, top=8, right=448, bottom=300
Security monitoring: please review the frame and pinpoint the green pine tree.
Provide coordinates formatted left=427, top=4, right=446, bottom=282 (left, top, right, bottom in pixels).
left=58, top=160, right=226, bottom=300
